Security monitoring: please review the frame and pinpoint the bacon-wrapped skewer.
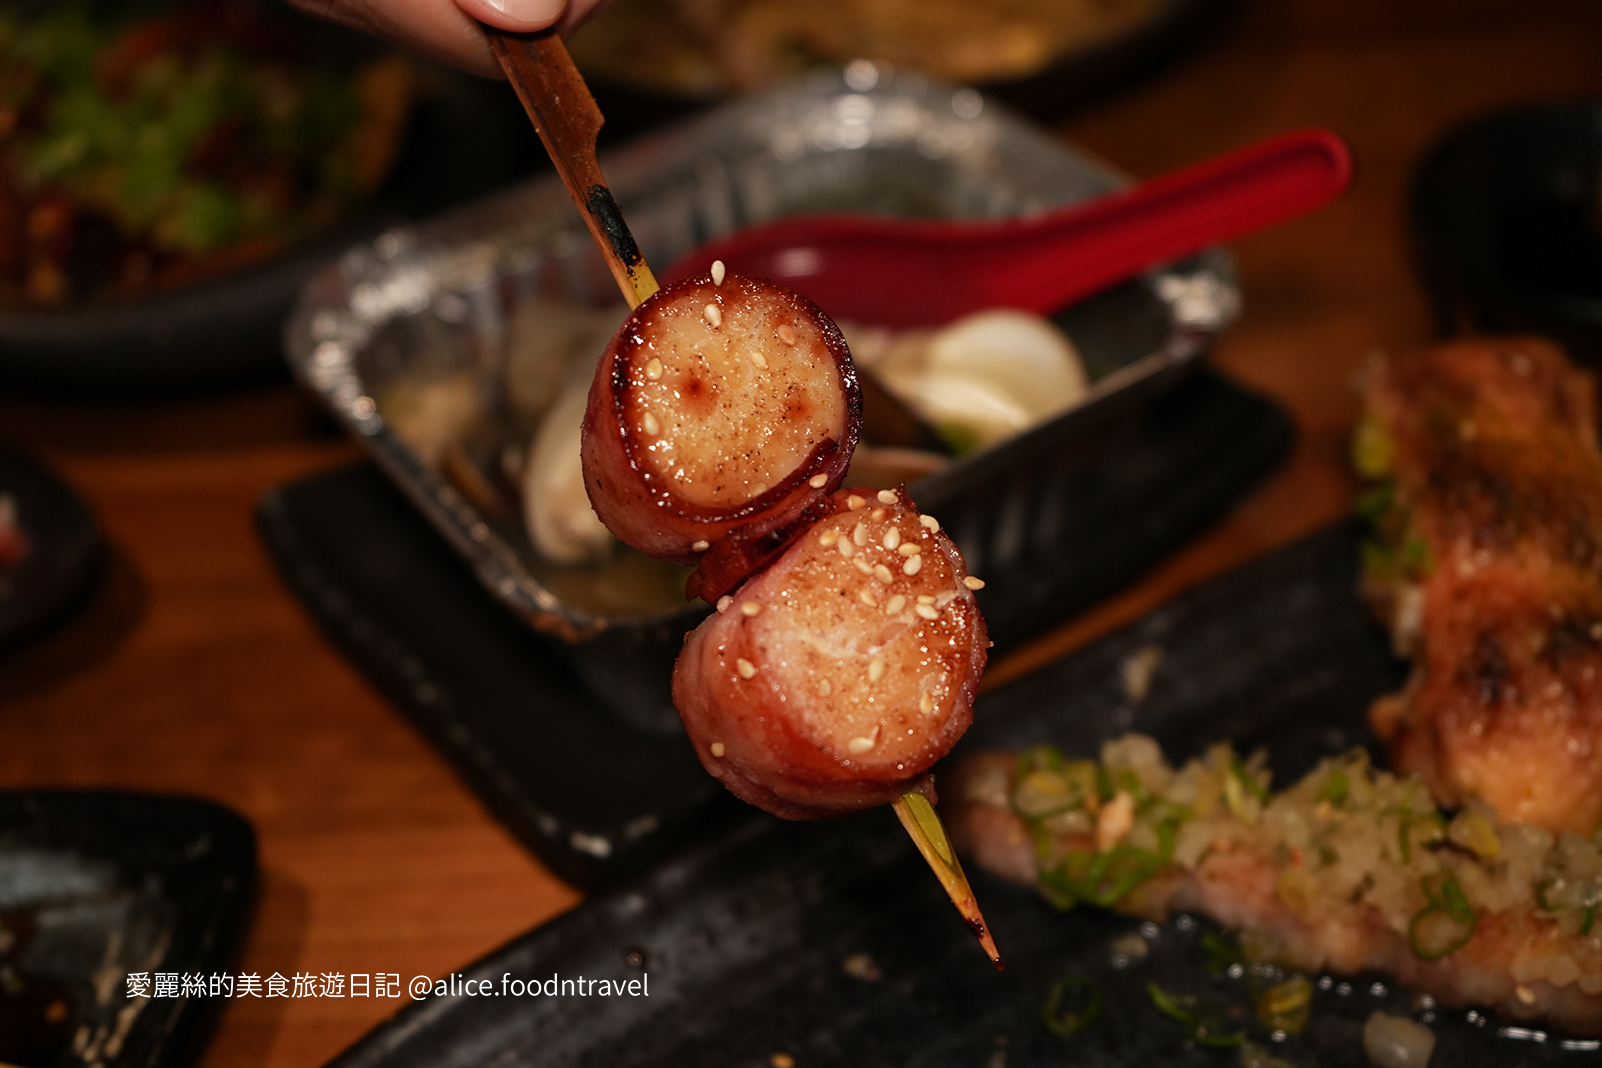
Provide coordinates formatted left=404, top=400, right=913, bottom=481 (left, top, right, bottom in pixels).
left=580, top=264, right=999, bottom=964
left=581, top=271, right=860, bottom=571
left=675, top=486, right=988, bottom=820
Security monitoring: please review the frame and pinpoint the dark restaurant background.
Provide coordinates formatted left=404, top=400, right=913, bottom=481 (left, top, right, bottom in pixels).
left=3, top=0, right=1602, bottom=1064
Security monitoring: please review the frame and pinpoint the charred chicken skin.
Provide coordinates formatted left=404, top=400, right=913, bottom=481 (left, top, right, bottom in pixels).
left=1359, top=338, right=1602, bottom=835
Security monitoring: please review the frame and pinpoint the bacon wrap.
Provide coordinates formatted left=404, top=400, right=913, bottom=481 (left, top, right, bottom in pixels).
left=672, top=488, right=989, bottom=819
left=580, top=273, right=861, bottom=569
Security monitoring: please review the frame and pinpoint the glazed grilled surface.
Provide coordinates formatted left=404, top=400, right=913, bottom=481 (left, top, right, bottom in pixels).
left=580, top=272, right=859, bottom=567
left=673, top=488, right=987, bottom=819
left=1361, top=338, right=1602, bottom=835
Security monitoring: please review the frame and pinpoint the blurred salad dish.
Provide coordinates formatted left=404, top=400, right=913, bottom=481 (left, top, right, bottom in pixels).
left=0, top=2, right=411, bottom=307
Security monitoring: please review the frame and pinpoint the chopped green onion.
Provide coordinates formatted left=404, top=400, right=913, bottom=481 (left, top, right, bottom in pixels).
left=1353, top=480, right=1394, bottom=523
left=1408, top=873, right=1476, bottom=960
left=1042, top=975, right=1101, bottom=1038
left=1202, top=932, right=1243, bottom=974
left=1037, top=846, right=1161, bottom=910
left=1352, top=418, right=1394, bottom=478
left=1255, top=975, right=1313, bottom=1034
left=1011, top=768, right=1078, bottom=819
left=1095, top=763, right=1116, bottom=804
left=1146, top=982, right=1243, bottom=1048
left=1315, top=769, right=1348, bottom=806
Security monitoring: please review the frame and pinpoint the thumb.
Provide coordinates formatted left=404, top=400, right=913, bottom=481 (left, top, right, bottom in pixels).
left=454, top=0, right=567, bottom=32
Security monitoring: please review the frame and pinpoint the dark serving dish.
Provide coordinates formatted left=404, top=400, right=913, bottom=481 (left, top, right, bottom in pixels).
left=0, top=440, right=102, bottom=650
left=0, top=791, right=257, bottom=1068
left=317, top=523, right=1595, bottom=1068
left=0, top=8, right=542, bottom=393
left=1412, top=99, right=1602, bottom=362
left=286, top=67, right=1240, bottom=730
left=259, top=369, right=1288, bottom=886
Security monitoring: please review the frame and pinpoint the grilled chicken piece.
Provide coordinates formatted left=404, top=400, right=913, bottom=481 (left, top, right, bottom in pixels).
left=1358, top=337, right=1602, bottom=835
left=673, top=487, right=988, bottom=819
left=946, top=741, right=1602, bottom=1034
left=581, top=271, right=859, bottom=570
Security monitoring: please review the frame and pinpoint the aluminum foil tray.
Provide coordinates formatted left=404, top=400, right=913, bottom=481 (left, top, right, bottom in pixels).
left=284, top=64, right=1239, bottom=663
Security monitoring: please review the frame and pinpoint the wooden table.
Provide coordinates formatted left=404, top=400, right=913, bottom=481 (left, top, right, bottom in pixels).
left=3, top=1, right=1601, bottom=1064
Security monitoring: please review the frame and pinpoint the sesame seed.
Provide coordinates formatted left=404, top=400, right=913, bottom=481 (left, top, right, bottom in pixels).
left=853, top=522, right=868, bottom=546
left=919, top=692, right=934, bottom=715
left=915, top=603, right=939, bottom=620
left=917, top=595, right=935, bottom=604
left=777, top=324, right=797, bottom=346
left=645, top=357, right=664, bottom=380
left=870, top=508, right=886, bottom=521
left=854, top=557, right=874, bottom=575
left=809, top=473, right=828, bottom=488
left=903, top=555, right=923, bottom=576
left=735, top=658, right=757, bottom=679
left=858, top=588, right=878, bottom=607
left=751, top=351, right=768, bottom=369
left=819, top=528, right=840, bottom=547
left=847, top=494, right=867, bottom=510
left=898, top=543, right=921, bottom=556
left=751, top=483, right=767, bottom=496
left=642, top=412, right=661, bottom=436
left=848, top=735, right=876, bottom=755
left=818, top=679, right=831, bottom=697
left=877, top=490, right=897, bottom=505
left=716, top=595, right=733, bottom=613
left=873, top=564, right=893, bottom=583
left=919, top=514, right=940, bottom=532
left=839, top=539, right=855, bottom=558
left=691, top=539, right=710, bottom=551
left=883, top=528, right=901, bottom=549
left=963, top=576, right=986, bottom=590
left=711, top=259, right=726, bottom=286
left=885, top=594, right=906, bottom=614
left=868, top=658, right=885, bottom=682
left=704, top=303, right=722, bottom=327
left=741, top=602, right=762, bottom=617
left=710, top=741, right=726, bottom=757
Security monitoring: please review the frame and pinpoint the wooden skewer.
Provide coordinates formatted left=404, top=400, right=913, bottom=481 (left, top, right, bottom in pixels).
left=484, top=28, right=660, bottom=309
left=487, top=25, right=999, bottom=970
left=893, top=790, right=1004, bottom=968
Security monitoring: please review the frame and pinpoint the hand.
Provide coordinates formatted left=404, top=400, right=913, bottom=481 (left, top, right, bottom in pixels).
left=288, top=0, right=614, bottom=79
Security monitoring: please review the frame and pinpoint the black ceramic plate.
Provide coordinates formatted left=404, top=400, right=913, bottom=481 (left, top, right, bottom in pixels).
left=258, top=367, right=1290, bottom=888
left=318, top=523, right=1594, bottom=1068
left=1411, top=99, right=1602, bottom=363
left=0, top=791, right=257, bottom=1068
left=0, top=441, right=102, bottom=650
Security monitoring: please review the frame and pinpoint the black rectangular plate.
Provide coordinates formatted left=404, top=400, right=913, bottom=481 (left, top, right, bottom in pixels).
left=0, top=791, right=257, bottom=1068
left=258, top=367, right=1292, bottom=888
left=317, top=522, right=1593, bottom=1068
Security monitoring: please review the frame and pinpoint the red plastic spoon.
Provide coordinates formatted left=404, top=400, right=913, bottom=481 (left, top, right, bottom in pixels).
left=663, top=128, right=1352, bottom=329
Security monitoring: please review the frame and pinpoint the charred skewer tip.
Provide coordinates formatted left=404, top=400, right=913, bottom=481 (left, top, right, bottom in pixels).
left=892, top=790, right=1003, bottom=969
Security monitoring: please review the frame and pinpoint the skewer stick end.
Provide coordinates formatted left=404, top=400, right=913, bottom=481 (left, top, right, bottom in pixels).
left=892, top=790, right=1004, bottom=969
